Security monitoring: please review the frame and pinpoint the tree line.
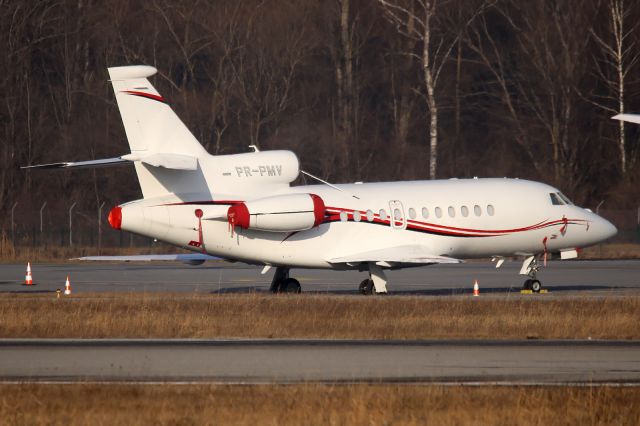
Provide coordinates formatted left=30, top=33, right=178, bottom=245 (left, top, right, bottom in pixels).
left=2, top=0, right=640, bottom=233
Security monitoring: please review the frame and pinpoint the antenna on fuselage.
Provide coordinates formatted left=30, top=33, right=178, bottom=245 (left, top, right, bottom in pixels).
left=300, top=170, right=360, bottom=200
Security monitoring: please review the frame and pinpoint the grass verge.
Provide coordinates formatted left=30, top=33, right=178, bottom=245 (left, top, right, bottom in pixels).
left=1, top=294, right=638, bottom=339
left=1, top=384, right=639, bottom=425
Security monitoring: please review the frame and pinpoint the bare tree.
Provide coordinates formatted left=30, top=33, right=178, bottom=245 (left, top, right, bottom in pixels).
left=590, top=0, right=640, bottom=175
left=377, top=0, right=487, bottom=179
left=465, top=1, right=599, bottom=188
left=232, top=1, right=312, bottom=149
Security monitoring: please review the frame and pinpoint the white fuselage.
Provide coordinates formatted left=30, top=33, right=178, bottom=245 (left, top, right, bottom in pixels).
left=115, top=177, right=616, bottom=269
left=97, top=65, right=617, bottom=274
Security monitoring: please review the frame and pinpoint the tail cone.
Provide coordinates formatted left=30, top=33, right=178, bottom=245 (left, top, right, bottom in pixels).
left=108, top=206, right=122, bottom=230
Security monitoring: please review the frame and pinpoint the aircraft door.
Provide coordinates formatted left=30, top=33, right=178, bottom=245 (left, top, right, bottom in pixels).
left=389, top=200, right=407, bottom=230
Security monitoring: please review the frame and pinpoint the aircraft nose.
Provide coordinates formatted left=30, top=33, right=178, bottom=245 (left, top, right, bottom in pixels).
left=595, top=216, right=617, bottom=242
left=602, top=218, right=617, bottom=240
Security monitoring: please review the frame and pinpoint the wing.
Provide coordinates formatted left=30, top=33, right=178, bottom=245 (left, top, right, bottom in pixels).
left=76, top=253, right=219, bottom=265
left=612, top=114, right=640, bottom=124
left=327, top=245, right=462, bottom=267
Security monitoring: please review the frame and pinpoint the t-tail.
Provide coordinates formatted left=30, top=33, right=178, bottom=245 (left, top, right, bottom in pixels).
left=107, top=65, right=209, bottom=199
left=22, top=65, right=301, bottom=202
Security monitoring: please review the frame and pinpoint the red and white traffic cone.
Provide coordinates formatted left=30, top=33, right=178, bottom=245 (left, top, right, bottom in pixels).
left=64, top=275, right=72, bottom=295
left=473, top=280, right=480, bottom=297
left=24, top=262, right=34, bottom=286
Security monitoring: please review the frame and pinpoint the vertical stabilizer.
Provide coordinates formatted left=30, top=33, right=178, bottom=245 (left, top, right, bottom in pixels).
left=108, top=65, right=209, bottom=199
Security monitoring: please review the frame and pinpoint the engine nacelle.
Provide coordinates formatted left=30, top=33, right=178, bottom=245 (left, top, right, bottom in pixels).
left=227, top=194, right=325, bottom=233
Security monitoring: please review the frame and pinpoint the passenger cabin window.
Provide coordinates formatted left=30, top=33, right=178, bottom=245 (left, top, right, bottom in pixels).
left=422, top=207, right=429, bottom=219
left=394, top=209, right=402, bottom=220
left=474, top=205, right=482, bottom=216
left=448, top=206, right=455, bottom=217
left=435, top=207, right=442, bottom=218
left=461, top=206, right=469, bottom=217
left=339, top=212, right=348, bottom=222
left=366, top=210, right=374, bottom=222
left=408, top=208, right=416, bottom=220
left=353, top=211, right=361, bottom=222
left=379, top=209, right=387, bottom=221
left=487, top=205, right=495, bottom=216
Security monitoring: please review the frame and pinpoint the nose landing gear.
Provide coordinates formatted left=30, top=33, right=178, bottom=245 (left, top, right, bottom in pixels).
left=520, top=255, right=544, bottom=293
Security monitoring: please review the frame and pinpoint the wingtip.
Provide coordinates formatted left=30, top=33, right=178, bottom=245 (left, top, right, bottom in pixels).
left=611, top=113, right=640, bottom=124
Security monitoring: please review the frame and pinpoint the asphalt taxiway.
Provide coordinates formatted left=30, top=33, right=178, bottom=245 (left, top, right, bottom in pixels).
left=1, top=339, right=638, bottom=384
left=0, top=259, right=639, bottom=295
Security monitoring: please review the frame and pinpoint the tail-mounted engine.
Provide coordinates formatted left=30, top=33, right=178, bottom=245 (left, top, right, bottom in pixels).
left=227, top=194, right=325, bottom=234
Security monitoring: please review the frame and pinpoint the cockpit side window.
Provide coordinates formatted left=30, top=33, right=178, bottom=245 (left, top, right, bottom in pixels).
left=549, top=193, right=564, bottom=205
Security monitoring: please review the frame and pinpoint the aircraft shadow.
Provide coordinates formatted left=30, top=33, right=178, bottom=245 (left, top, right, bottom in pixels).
left=210, top=284, right=624, bottom=296
left=0, top=289, right=57, bottom=294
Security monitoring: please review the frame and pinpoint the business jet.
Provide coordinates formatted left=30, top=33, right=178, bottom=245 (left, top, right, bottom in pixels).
left=24, top=65, right=618, bottom=294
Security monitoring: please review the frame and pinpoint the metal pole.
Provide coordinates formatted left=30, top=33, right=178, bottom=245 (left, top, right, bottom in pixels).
left=69, top=202, right=77, bottom=247
left=40, top=201, right=47, bottom=234
left=98, top=201, right=105, bottom=252
left=11, top=202, right=17, bottom=244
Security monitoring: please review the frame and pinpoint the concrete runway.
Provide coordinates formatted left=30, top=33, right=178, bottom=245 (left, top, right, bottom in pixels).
left=0, top=260, right=639, bottom=295
left=1, top=339, right=639, bottom=384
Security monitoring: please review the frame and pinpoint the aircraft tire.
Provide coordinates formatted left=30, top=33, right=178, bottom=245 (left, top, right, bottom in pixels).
left=280, top=278, right=301, bottom=293
left=359, top=279, right=374, bottom=295
left=530, top=280, right=542, bottom=293
left=522, top=279, right=532, bottom=290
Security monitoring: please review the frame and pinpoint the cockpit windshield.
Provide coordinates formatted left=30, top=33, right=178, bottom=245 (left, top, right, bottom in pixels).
left=558, top=192, right=573, bottom=205
left=549, top=192, right=573, bottom=206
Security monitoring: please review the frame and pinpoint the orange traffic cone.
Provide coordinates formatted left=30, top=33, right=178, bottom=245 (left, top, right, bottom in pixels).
left=64, top=275, right=72, bottom=295
left=473, top=280, right=480, bottom=297
left=24, top=262, right=34, bottom=286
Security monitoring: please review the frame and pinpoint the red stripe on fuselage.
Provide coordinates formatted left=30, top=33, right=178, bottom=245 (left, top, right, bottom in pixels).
left=324, top=206, right=588, bottom=238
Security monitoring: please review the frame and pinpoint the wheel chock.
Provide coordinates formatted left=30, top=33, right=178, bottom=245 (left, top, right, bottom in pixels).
left=520, top=289, right=549, bottom=294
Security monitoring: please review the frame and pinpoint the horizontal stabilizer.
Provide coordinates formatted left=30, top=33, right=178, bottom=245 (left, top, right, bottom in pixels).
left=121, top=153, right=198, bottom=170
left=76, top=253, right=219, bottom=265
left=612, top=114, right=640, bottom=124
left=23, top=153, right=198, bottom=171
left=327, top=245, right=462, bottom=266
left=21, top=157, right=129, bottom=170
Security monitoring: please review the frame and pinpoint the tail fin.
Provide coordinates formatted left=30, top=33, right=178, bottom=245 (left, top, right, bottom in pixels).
left=108, top=65, right=209, bottom=199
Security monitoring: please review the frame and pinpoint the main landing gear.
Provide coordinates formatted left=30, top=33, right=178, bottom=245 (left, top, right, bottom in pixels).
left=359, top=263, right=388, bottom=295
left=270, top=266, right=301, bottom=293
left=520, top=255, right=543, bottom=293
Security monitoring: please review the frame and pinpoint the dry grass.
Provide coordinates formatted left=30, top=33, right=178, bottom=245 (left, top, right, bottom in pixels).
left=1, top=294, right=638, bottom=339
left=1, top=384, right=639, bottom=425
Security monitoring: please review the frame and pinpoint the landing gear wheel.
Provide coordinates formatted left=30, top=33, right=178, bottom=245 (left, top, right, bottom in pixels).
left=523, top=279, right=532, bottom=290
left=279, top=278, right=301, bottom=294
left=530, top=280, right=542, bottom=293
left=359, top=279, right=374, bottom=295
